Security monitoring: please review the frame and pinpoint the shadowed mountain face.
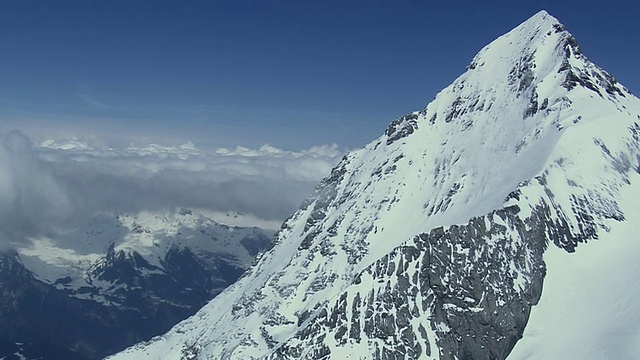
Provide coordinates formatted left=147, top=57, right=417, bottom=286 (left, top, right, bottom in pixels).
left=0, top=210, right=273, bottom=360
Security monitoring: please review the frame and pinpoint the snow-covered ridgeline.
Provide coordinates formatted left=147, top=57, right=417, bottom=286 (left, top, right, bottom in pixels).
left=108, top=10, right=640, bottom=360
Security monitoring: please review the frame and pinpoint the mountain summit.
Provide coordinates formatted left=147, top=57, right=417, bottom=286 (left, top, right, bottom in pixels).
left=108, top=10, right=640, bottom=360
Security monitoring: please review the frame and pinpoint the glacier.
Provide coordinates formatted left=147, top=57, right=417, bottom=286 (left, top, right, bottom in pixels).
left=107, top=10, right=640, bottom=360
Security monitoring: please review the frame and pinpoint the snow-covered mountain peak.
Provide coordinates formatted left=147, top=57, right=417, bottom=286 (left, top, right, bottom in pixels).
left=108, top=12, right=640, bottom=360
left=382, top=6, right=631, bottom=230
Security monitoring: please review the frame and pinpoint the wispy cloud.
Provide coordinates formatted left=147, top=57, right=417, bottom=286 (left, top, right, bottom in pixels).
left=76, top=93, right=110, bottom=109
left=75, top=82, right=111, bottom=110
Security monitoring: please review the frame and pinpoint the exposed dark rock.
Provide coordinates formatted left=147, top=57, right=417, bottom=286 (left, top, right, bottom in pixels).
left=385, top=113, right=419, bottom=145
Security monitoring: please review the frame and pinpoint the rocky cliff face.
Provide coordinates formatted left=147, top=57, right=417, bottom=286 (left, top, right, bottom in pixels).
left=108, top=11, right=640, bottom=360
left=269, top=204, right=548, bottom=359
left=0, top=210, right=272, bottom=360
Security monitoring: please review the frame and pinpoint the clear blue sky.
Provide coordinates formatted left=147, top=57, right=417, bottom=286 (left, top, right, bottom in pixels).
left=0, top=0, right=638, bottom=150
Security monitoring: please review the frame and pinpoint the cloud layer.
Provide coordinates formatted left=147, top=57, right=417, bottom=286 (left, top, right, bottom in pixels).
left=0, top=131, right=343, bottom=243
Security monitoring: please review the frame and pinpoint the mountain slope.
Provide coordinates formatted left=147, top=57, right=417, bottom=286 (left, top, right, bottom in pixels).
left=108, top=10, right=640, bottom=360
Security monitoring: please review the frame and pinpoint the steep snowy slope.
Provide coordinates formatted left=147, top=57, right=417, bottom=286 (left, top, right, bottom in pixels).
left=108, top=10, right=640, bottom=360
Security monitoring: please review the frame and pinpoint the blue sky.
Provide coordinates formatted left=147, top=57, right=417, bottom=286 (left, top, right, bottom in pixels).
left=0, top=0, right=638, bottom=150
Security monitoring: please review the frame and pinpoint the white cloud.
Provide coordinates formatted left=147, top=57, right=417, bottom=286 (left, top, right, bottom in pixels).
left=0, top=132, right=342, bottom=240
left=0, top=132, right=73, bottom=243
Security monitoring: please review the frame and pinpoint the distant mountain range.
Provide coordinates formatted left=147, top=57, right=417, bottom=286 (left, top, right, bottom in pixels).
left=0, top=209, right=273, bottom=359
